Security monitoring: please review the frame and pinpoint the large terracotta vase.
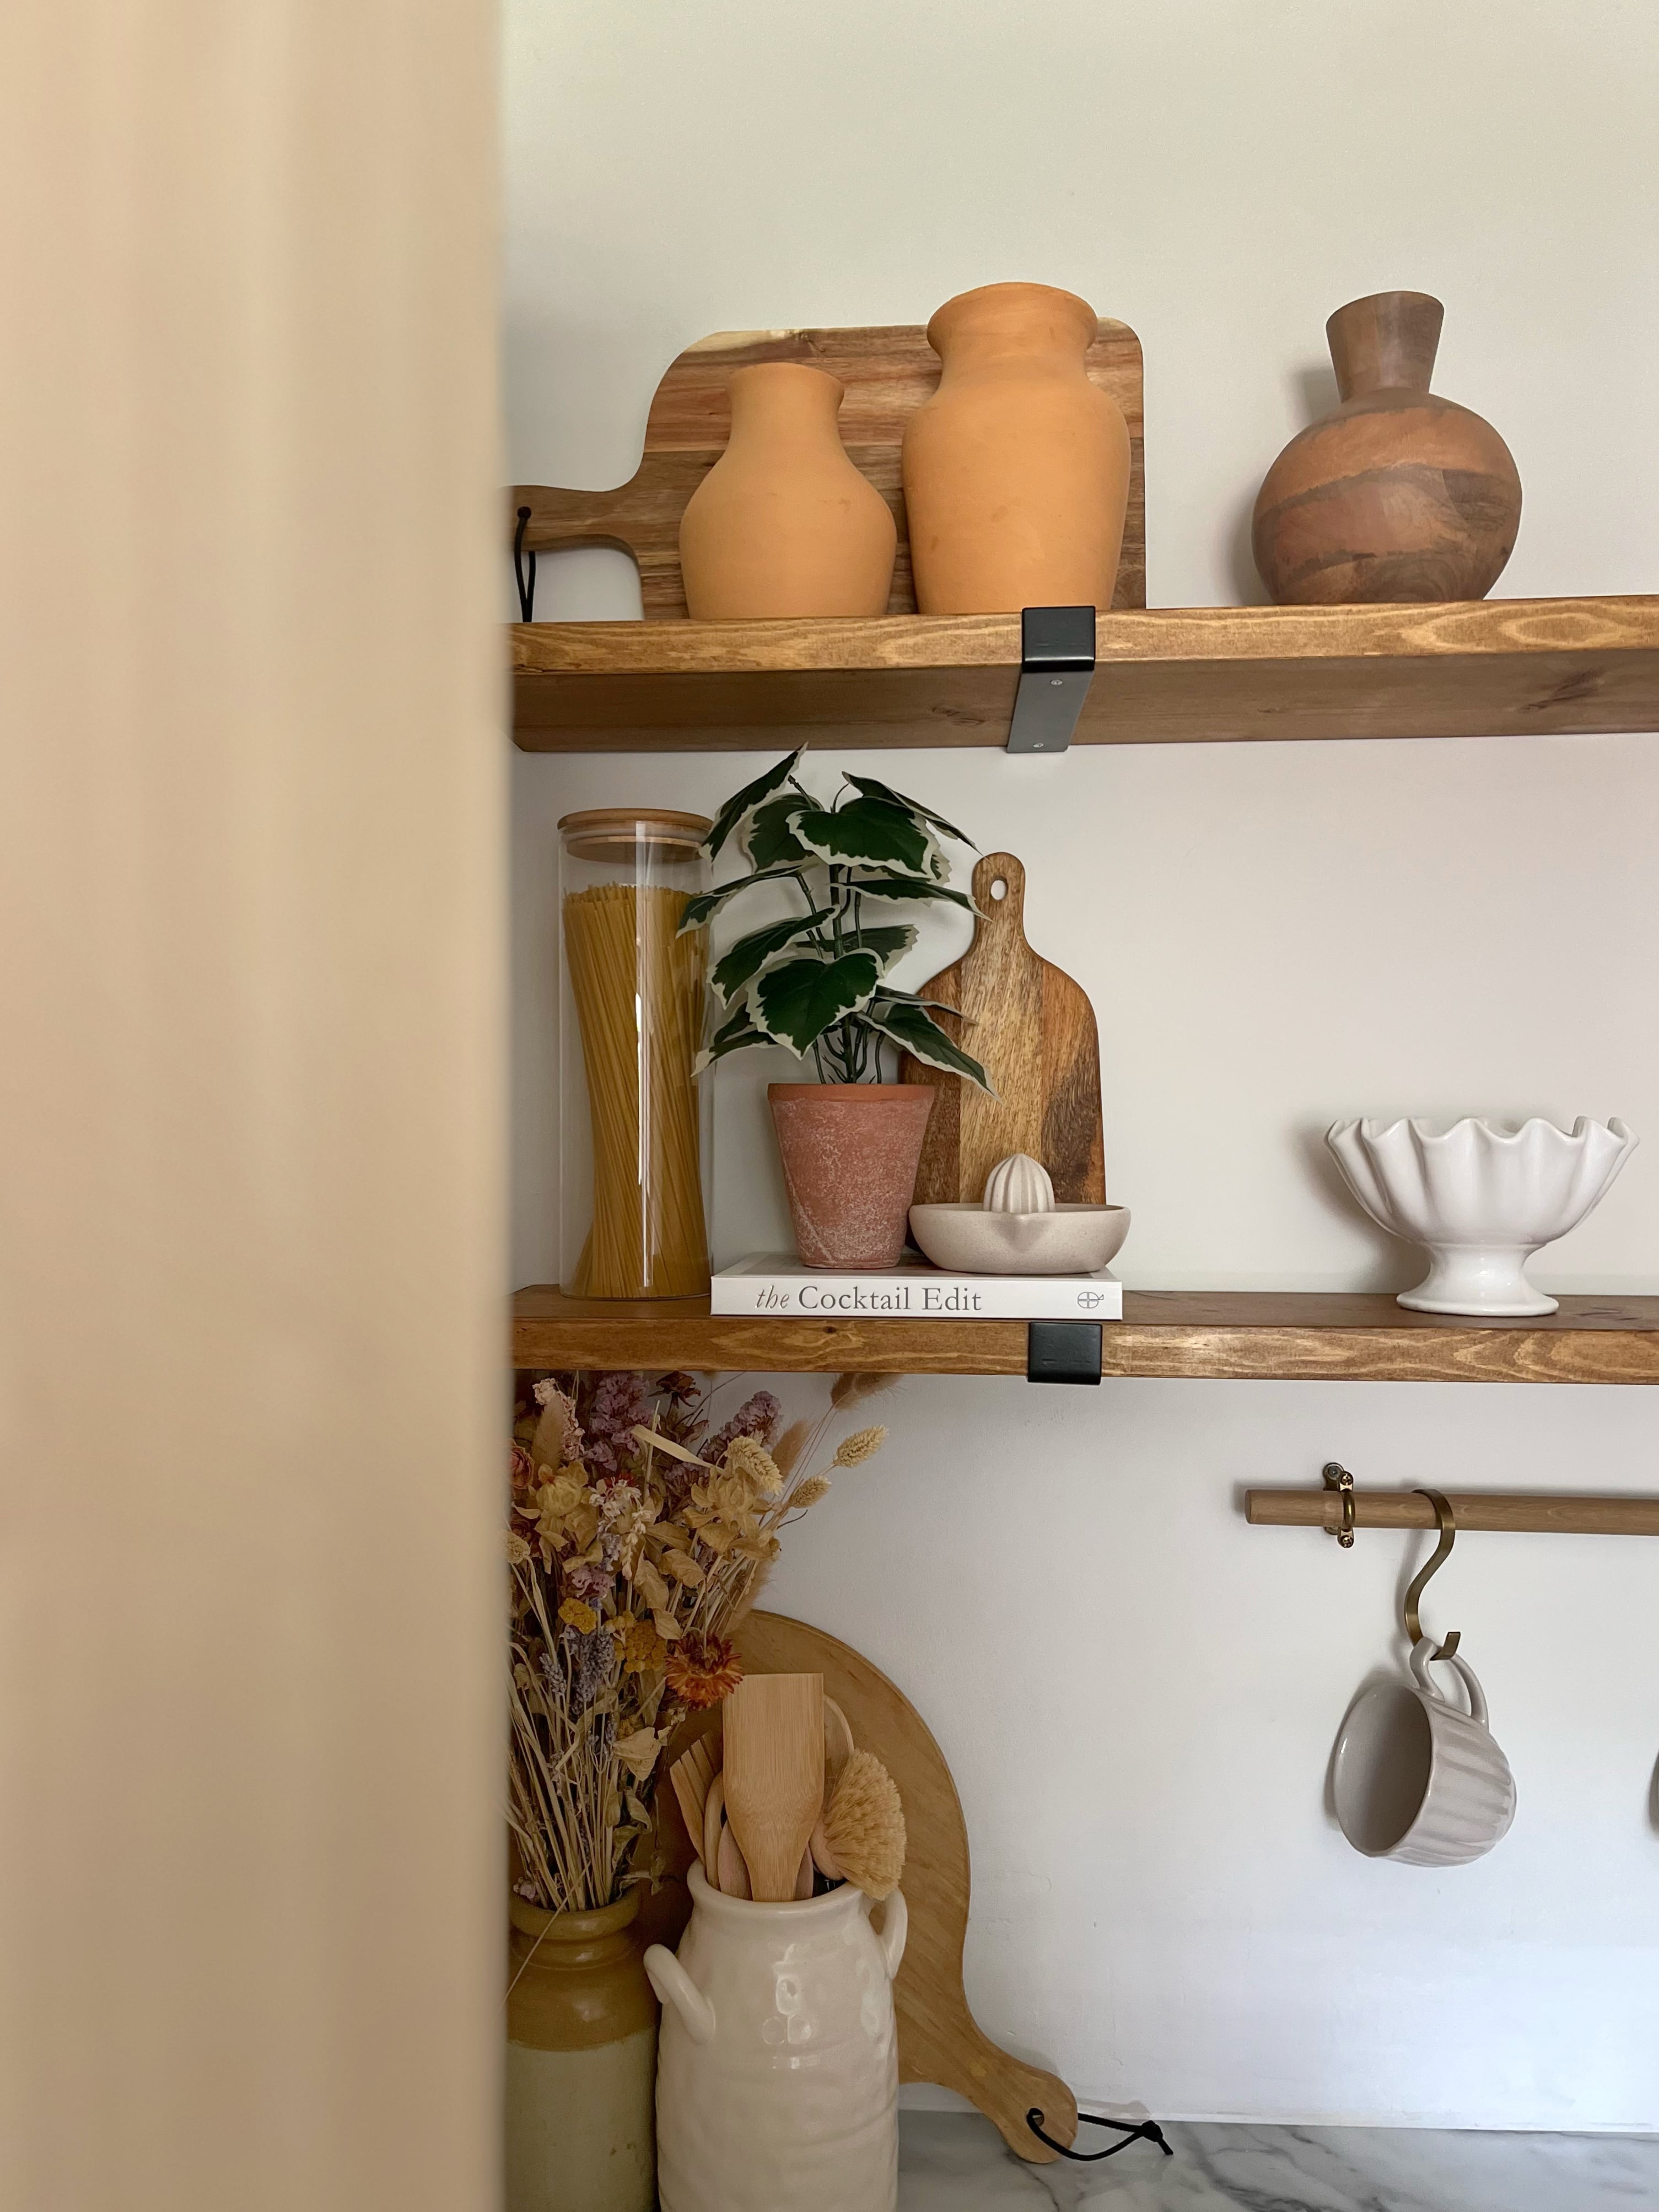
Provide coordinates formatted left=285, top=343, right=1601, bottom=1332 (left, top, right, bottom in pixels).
left=768, top=1083, right=935, bottom=1270
left=1252, top=291, right=1522, bottom=604
left=678, top=362, right=897, bottom=619
left=901, top=282, right=1130, bottom=615
left=504, top=1889, right=657, bottom=2212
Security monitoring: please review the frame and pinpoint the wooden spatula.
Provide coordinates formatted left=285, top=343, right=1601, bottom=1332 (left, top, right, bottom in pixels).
left=721, top=1673, right=826, bottom=1902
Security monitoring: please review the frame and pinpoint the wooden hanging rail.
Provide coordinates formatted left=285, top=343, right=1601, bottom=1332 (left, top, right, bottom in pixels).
left=1246, top=1488, right=1659, bottom=1536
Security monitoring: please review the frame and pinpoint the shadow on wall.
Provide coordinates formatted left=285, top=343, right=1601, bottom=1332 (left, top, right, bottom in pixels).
left=1223, top=362, right=1340, bottom=605
left=1294, top=1121, right=1415, bottom=1291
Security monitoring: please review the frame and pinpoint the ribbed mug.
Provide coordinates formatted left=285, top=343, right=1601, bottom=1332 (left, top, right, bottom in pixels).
left=1332, top=1640, right=1516, bottom=1866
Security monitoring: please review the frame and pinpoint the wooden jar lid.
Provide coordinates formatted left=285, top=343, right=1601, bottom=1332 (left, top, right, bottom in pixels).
left=558, top=806, right=711, bottom=863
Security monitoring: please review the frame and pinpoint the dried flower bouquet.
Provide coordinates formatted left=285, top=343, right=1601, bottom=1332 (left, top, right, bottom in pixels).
left=509, top=1368, right=890, bottom=1914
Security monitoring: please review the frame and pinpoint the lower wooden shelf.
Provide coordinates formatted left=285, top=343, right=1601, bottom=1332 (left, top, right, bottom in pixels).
left=511, top=1288, right=1659, bottom=1385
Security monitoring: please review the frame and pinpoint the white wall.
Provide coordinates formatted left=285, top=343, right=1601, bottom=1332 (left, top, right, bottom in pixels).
left=505, top=0, right=1659, bottom=2127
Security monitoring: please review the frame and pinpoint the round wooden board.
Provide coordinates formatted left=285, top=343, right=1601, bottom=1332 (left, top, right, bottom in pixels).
left=645, top=1609, right=1079, bottom=2165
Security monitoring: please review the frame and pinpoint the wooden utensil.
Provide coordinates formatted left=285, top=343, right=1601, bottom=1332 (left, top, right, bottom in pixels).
left=898, top=852, right=1104, bottom=1207
left=512, top=324, right=1145, bottom=620
left=721, top=1673, right=826, bottom=1902
left=794, top=1845, right=815, bottom=1901
left=668, top=1743, right=711, bottom=1850
left=823, top=1694, right=855, bottom=1783
left=717, top=1820, right=752, bottom=1901
left=702, top=1772, right=726, bottom=1891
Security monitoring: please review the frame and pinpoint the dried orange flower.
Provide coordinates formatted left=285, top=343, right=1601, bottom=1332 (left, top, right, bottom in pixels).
left=665, top=1633, right=744, bottom=1710
left=557, top=1597, right=599, bottom=1634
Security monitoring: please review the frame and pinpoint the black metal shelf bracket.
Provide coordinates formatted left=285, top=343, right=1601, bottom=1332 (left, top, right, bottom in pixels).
left=1027, top=1320, right=1103, bottom=1385
left=1006, top=605, right=1096, bottom=754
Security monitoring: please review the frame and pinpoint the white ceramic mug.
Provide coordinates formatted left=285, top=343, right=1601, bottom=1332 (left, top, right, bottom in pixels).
left=1332, top=1640, right=1516, bottom=1866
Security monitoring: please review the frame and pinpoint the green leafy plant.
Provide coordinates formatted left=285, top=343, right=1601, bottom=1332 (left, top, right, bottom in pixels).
left=679, top=749, right=993, bottom=1089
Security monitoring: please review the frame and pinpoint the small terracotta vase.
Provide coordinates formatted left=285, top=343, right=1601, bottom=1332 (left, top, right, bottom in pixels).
left=901, top=282, right=1130, bottom=615
left=504, top=1888, right=657, bottom=2212
left=1252, top=291, right=1522, bottom=604
left=678, top=363, right=897, bottom=619
left=768, top=1084, right=935, bottom=1270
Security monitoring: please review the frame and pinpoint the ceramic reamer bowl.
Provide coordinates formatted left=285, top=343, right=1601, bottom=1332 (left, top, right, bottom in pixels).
left=908, top=1203, right=1129, bottom=1276
left=1325, top=1115, right=1637, bottom=1316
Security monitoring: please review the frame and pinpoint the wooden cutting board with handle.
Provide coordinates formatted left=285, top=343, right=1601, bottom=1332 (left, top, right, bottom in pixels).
left=898, top=851, right=1105, bottom=1205
left=511, top=321, right=1145, bottom=619
left=647, top=1610, right=1079, bottom=2165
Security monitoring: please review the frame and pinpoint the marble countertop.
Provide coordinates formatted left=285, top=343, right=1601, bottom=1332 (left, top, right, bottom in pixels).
left=899, top=2111, right=1659, bottom=2209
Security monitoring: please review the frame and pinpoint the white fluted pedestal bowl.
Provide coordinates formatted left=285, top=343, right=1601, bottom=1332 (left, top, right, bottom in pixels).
left=1326, top=1116, right=1638, bottom=1316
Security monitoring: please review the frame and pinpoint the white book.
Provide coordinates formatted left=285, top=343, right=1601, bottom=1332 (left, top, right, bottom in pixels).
left=710, top=1254, right=1122, bottom=1322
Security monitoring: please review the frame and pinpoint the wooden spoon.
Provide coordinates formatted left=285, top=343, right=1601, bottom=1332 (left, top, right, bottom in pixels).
left=717, top=1820, right=752, bottom=1900
left=702, top=1772, right=726, bottom=1891
left=722, top=1673, right=825, bottom=1902
left=823, top=1696, right=855, bottom=1784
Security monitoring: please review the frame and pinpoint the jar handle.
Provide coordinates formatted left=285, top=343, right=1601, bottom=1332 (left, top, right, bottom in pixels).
left=643, top=1945, right=717, bottom=2044
left=876, top=1888, right=908, bottom=1980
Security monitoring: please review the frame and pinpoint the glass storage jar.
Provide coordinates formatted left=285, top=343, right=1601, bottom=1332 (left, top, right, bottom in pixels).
left=558, top=808, right=712, bottom=1299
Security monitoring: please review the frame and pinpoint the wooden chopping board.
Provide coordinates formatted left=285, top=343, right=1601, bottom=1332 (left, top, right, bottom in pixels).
left=898, top=851, right=1105, bottom=1205
left=646, top=1610, right=1079, bottom=2166
left=512, top=321, right=1145, bottom=618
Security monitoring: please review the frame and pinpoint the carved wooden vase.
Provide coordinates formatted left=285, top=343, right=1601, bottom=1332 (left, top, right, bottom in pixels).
left=1252, top=290, right=1522, bottom=604
left=678, top=363, right=896, bottom=619
left=901, top=282, right=1130, bottom=615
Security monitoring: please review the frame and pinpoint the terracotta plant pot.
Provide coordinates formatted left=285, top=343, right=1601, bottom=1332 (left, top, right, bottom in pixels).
left=1252, top=290, right=1522, bottom=605
left=900, top=282, right=1130, bottom=615
left=504, top=1888, right=657, bottom=2212
left=768, top=1084, right=935, bottom=1270
left=678, top=362, right=897, bottom=619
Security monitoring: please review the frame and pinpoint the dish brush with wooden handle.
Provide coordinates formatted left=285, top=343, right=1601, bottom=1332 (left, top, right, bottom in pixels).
left=817, top=1748, right=906, bottom=1899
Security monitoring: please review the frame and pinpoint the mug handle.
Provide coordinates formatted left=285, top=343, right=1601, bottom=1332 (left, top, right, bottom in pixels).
left=1409, top=1637, right=1488, bottom=1727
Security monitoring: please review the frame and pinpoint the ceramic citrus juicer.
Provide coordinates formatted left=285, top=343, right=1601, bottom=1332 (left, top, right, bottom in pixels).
left=908, top=1153, right=1129, bottom=1275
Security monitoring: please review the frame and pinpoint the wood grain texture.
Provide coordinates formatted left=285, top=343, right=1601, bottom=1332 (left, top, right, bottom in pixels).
left=1254, top=292, right=1522, bottom=607
left=897, top=852, right=1104, bottom=1204
left=513, top=321, right=1145, bottom=618
left=511, top=1288, right=1659, bottom=1384
left=646, top=1613, right=1080, bottom=2163
left=1247, top=1489, right=1659, bottom=1535
left=510, top=593, right=1659, bottom=751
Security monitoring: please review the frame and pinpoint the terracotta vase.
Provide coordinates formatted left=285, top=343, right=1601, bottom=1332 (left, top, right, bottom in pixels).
left=768, top=1083, right=935, bottom=1270
left=504, top=1889, right=657, bottom=2212
left=1252, top=291, right=1522, bottom=605
left=678, top=363, right=897, bottom=619
left=901, top=282, right=1130, bottom=615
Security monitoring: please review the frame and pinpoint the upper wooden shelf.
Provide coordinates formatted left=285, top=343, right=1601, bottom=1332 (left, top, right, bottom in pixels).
left=512, top=1288, right=1659, bottom=1385
left=510, top=595, right=1659, bottom=753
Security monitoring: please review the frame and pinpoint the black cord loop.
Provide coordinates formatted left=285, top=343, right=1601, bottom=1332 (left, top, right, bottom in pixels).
left=1027, top=2107, right=1173, bottom=2162
left=513, top=504, right=537, bottom=623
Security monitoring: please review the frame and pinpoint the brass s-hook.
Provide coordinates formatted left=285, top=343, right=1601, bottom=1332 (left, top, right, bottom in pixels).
left=1322, top=1462, right=1355, bottom=1548
left=1403, top=1488, right=1461, bottom=1660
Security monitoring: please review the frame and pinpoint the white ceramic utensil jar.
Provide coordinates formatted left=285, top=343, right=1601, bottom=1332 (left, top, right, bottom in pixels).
left=644, top=1863, right=908, bottom=2212
left=1332, top=1640, right=1516, bottom=1866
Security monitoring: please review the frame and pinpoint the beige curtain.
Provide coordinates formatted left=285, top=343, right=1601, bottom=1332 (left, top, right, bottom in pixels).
left=0, top=6, right=502, bottom=2208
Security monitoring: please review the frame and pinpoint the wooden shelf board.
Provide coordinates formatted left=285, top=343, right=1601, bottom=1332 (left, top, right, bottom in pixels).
left=511, top=595, right=1659, bottom=752
left=511, top=1288, right=1659, bottom=1385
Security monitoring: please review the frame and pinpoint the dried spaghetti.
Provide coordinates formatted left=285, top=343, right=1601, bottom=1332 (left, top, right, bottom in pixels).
left=563, top=882, right=708, bottom=1298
